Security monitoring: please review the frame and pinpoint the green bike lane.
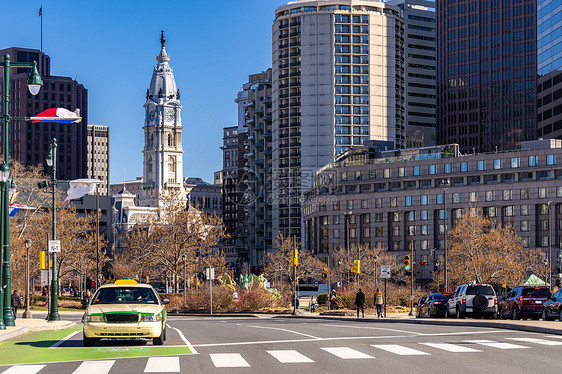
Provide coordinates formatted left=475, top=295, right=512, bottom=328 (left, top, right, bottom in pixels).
left=0, top=325, right=194, bottom=366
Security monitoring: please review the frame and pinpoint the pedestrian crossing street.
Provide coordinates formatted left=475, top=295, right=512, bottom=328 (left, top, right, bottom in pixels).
left=2, top=336, right=562, bottom=372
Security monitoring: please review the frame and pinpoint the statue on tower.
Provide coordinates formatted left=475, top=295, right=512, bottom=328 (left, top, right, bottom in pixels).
left=160, top=30, right=166, bottom=48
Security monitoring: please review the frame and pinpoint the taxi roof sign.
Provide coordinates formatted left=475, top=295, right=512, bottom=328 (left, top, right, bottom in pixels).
left=114, top=278, right=138, bottom=285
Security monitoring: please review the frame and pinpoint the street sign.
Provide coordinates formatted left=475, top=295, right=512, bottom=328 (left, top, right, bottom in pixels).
left=380, top=265, right=391, bottom=279
left=48, top=240, right=61, bottom=253
left=206, top=267, right=215, bottom=280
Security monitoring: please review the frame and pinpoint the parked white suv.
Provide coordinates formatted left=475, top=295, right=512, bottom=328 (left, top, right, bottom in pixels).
left=446, top=283, right=498, bottom=319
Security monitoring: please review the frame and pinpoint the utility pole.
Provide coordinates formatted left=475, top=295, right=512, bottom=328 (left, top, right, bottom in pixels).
left=408, top=244, right=414, bottom=316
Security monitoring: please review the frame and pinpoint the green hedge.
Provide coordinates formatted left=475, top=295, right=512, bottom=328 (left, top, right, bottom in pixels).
left=317, top=293, right=329, bottom=305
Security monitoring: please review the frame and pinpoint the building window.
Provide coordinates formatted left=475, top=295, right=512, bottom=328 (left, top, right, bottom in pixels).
left=452, top=192, right=461, bottom=203
left=461, top=162, right=469, bottom=172
left=444, top=163, right=452, bottom=173
left=321, top=216, right=329, bottom=225
left=438, top=224, right=445, bottom=234
left=333, top=201, right=340, bottom=210
left=391, top=197, right=398, bottom=207
left=540, top=203, right=550, bottom=215
left=369, top=170, right=376, bottom=179
left=408, top=211, right=416, bottom=221
left=341, top=172, right=347, bottom=181
left=511, top=157, right=520, bottom=168
left=522, top=237, right=530, bottom=248
left=505, top=206, right=514, bottom=217
left=322, top=229, right=329, bottom=239
left=520, top=188, right=529, bottom=200
left=392, top=212, right=401, bottom=222
left=558, top=186, right=562, bottom=198
left=347, top=200, right=354, bottom=209
left=429, top=164, right=436, bottom=175
left=408, top=225, right=416, bottom=236
left=420, top=210, right=429, bottom=220
left=375, top=198, right=382, bottom=208
left=350, top=215, right=357, bottom=224
left=375, top=213, right=383, bottom=222
left=521, top=221, right=530, bottom=231
left=355, top=171, right=362, bottom=180
left=503, top=190, right=512, bottom=201
left=477, top=160, right=486, bottom=171
left=362, top=214, right=370, bottom=223
left=469, top=192, right=477, bottom=203
left=437, top=193, right=444, bottom=204
left=421, top=225, right=429, bottom=235
left=421, top=195, right=429, bottom=205
left=384, top=168, right=390, bottom=178
left=439, top=209, right=445, bottom=220
left=494, top=159, right=503, bottom=169
left=521, top=205, right=530, bottom=216
left=333, top=215, right=340, bottom=225
left=405, top=196, right=413, bottom=206
left=375, top=227, right=383, bottom=237
left=399, top=167, right=405, bottom=177
left=541, top=236, right=549, bottom=247
left=361, top=199, right=368, bottom=209
left=539, top=187, right=548, bottom=199
left=541, top=220, right=549, bottom=231
left=528, top=156, right=536, bottom=167
left=414, top=166, right=421, bottom=176
left=363, top=227, right=370, bottom=238
left=486, top=191, right=494, bottom=201
left=392, top=226, right=400, bottom=236
left=547, top=154, right=556, bottom=165
left=350, top=228, right=356, bottom=239
left=488, top=207, right=497, bottom=217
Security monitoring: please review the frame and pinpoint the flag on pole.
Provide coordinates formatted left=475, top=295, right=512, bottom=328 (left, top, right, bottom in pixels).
left=65, top=179, right=101, bottom=201
left=9, top=203, right=35, bottom=217
left=31, top=108, right=81, bottom=124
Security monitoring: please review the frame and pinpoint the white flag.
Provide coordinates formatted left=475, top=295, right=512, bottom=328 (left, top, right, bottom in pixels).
left=65, top=179, right=101, bottom=201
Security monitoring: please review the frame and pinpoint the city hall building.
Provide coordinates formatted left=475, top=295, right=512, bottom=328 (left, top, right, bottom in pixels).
left=303, top=139, right=562, bottom=281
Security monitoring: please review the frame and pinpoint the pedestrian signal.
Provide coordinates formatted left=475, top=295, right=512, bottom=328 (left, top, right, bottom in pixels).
left=404, top=255, right=411, bottom=271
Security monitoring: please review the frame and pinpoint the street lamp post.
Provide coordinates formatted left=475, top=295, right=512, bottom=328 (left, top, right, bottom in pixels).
left=435, top=260, right=441, bottom=293
left=441, top=179, right=450, bottom=291
left=182, top=253, right=187, bottom=306
left=23, top=239, right=32, bottom=319
left=95, top=184, right=100, bottom=289
left=548, top=201, right=553, bottom=291
left=0, top=54, right=43, bottom=329
left=46, top=138, right=60, bottom=322
left=374, top=254, right=379, bottom=290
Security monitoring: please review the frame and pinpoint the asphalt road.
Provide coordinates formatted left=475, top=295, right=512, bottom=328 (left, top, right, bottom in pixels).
left=3, top=316, right=562, bottom=373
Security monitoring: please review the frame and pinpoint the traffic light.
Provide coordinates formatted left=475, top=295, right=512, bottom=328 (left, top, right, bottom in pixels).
left=291, top=249, right=298, bottom=266
left=404, top=255, right=411, bottom=272
left=351, top=260, right=360, bottom=274
left=322, top=267, right=328, bottom=279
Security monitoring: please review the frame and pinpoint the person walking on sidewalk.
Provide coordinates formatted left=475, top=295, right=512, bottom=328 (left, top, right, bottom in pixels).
left=355, top=288, right=365, bottom=318
left=11, top=290, right=21, bottom=320
left=310, top=296, right=317, bottom=313
left=374, top=288, right=384, bottom=318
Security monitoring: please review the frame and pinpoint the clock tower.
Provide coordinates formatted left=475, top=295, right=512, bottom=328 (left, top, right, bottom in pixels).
left=141, top=31, right=185, bottom=205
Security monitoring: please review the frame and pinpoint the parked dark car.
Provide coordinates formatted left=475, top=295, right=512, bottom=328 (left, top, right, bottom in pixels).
left=542, top=288, right=562, bottom=321
left=416, top=296, right=428, bottom=318
left=499, top=286, right=551, bottom=320
left=419, top=293, right=448, bottom=318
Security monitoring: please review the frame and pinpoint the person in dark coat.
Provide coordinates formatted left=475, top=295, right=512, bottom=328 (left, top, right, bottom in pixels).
left=11, top=290, right=21, bottom=320
left=355, top=288, right=365, bottom=318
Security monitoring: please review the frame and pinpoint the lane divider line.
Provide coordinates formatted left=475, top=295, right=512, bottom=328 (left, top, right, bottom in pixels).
left=247, top=325, right=320, bottom=339
left=167, top=324, right=198, bottom=354
left=50, top=330, right=81, bottom=349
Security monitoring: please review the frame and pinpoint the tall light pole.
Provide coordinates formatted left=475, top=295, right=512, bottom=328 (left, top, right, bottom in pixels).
left=23, top=239, right=32, bottom=319
left=548, top=201, right=553, bottom=291
left=374, top=254, right=379, bottom=290
left=95, top=184, right=100, bottom=289
left=46, top=138, right=60, bottom=322
left=0, top=54, right=43, bottom=329
left=441, top=179, right=450, bottom=291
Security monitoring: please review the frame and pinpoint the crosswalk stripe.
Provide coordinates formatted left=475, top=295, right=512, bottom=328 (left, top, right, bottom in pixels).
left=321, top=347, right=374, bottom=359
left=72, top=360, right=115, bottom=374
left=210, top=353, right=250, bottom=368
left=507, top=337, right=562, bottom=346
left=371, top=344, right=431, bottom=356
left=267, top=350, right=315, bottom=363
left=1, top=365, right=46, bottom=374
left=144, top=357, right=180, bottom=372
left=420, top=342, right=482, bottom=353
left=464, top=340, right=530, bottom=350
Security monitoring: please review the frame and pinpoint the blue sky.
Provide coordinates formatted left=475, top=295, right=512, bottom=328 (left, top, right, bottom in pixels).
left=0, top=1, right=283, bottom=184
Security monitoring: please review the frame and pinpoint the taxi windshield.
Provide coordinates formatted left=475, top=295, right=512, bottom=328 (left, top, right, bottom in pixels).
left=92, top=287, right=158, bottom=305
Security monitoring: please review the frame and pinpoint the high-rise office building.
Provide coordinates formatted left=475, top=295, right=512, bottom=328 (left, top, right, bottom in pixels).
left=436, top=0, right=537, bottom=153
left=0, top=47, right=88, bottom=181
left=272, top=0, right=416, bottom=242
left=537, top=0, right=562, bottom=139
left=87, top=124, right=110, bottom=195
left=221, top=126, right=240, bottom=262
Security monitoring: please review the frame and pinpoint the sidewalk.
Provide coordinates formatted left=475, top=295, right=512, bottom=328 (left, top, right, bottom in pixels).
left=0, top=312, right=77, bottom=342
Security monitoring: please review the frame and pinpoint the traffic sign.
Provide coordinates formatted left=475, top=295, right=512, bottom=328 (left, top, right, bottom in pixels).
left=48, top=240, right=61, bottom=253
left=206, top=267, right=215, bottom=280
left=380, top=265, right=391, bottom=279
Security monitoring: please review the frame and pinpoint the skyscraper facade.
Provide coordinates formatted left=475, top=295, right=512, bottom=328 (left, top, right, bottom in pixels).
left=537, top=0, right=562, bottom=139
left=436, top=0, right=537, bottom=153
left=272, top=0, right=407, bottom=242
left=0, top=47, right=88, bottom=181
left=87, top=124, right=110, bottom=195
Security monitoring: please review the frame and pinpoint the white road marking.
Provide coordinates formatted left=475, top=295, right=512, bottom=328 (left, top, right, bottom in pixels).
left=371, top=344, right=431, bottom=355
left=507, top=337, right=562, bottom=346
left=321, top=347, right=374, bottom=359
left=210, top=353, right=250, bottom=367
left=192, top=329, right=509, bottom=348
left=267, top=350, right=315, bottom=363
left=248, top=325, right=320, bottom=339
left=49, top=330, right=81, bottom=348
left=144, top=357, right=180, bottom=372
left=465, top=340, right=530, bottom=349
left=322, top=324, right=418, bottom=335
left=167, top=325, right=198, bottom=354
left=72, top=360, right=115, bottom=374
left=1, top=365, right=46, bottom=374
left=420, top=342, right=482, bottom=353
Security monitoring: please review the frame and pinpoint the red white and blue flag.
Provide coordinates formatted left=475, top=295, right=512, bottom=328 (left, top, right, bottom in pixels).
left=31, top=108, right=81, bottom=124
left=9, top=203, right=35, bottom=217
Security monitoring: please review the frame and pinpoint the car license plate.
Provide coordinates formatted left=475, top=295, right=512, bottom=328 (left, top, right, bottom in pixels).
left=466, top=308, right=473, bottom=312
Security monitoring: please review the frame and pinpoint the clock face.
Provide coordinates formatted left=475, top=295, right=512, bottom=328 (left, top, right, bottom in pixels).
left=149, top=110, right=156, bottom=121
left=165, top=109, right=175, bottom=122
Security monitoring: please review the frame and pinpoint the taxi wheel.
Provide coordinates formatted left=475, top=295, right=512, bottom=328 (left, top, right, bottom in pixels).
left=83, top=334, right=98, bottom=347
left=153, top=326, right=165, bottom=345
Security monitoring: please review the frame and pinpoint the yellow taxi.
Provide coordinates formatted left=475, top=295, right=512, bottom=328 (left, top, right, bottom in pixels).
left=82, top=278, right=168, bottom=346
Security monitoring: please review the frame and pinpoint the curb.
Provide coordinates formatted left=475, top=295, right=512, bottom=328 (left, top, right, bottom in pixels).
left=280, top=314, right=562, bottom=336
left=0, top=321, right=76, bottom=342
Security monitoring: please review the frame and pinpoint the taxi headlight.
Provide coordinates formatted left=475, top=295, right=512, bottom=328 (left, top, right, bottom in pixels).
left=86, top=314, right=104, bottom=322
left=140, top=314, right=161, bottom=322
